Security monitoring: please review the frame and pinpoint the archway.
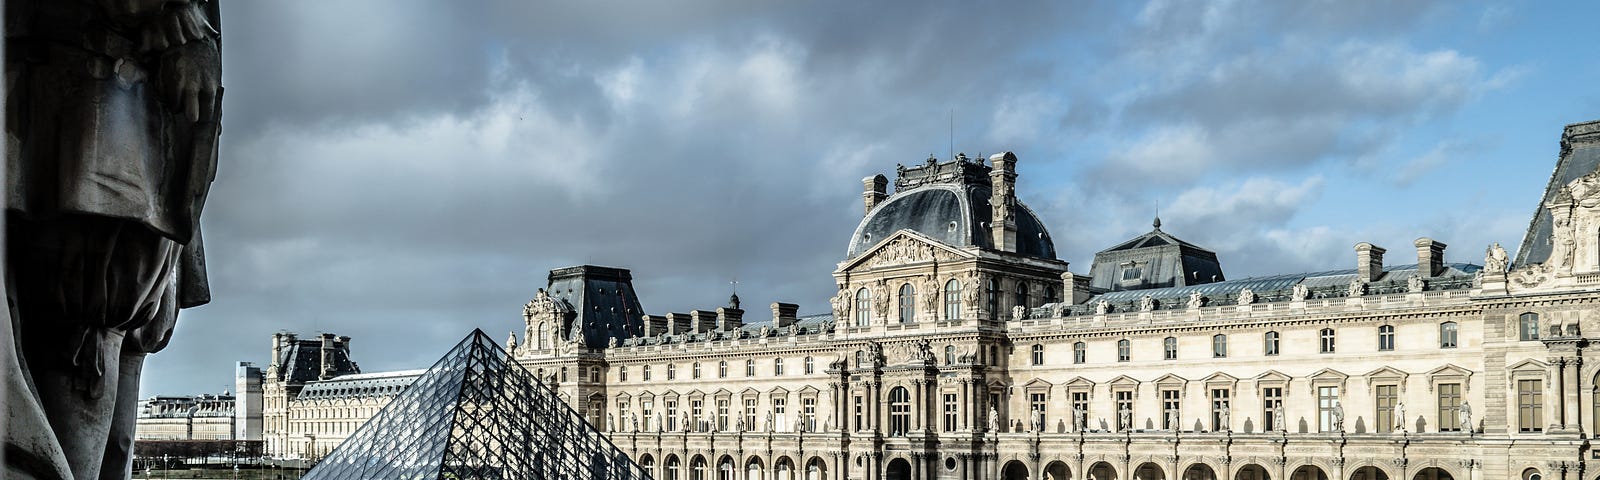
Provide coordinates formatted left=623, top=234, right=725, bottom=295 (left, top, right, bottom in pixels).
left=718, top=455, right=736, bottom=480
left=1045, top=461, right=1072, bottom=480
left=1291, top=465, right=1329, bottom=480
left=665, top=454, right=682, bottom=480
left=1350, top=466, right=1389, bottom=480
left=774, top=457, right=795, bottom=480
left=1234, top=464, right=1270, bottom=480
left=1003, top=460, right=1030, bottom=480
left=1135, top=462, right=1167, bottom=480
left=638, top=454, right=656, bottom=480
left=886, top=458, right=912, bottom=480
left=690, top=455, right=708, bottom=480
left=746, top=456, right=766, bottom=480
left=805, top=457, right=827, bottom=480
left=1184, top=463, right=1218, bottom=480
left=1411, top=467, right=1454, bottom=480
left=1090, top=461, right=1120, bottom=480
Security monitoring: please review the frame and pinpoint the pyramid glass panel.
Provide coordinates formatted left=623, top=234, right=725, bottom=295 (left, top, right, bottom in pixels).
left=302, top=330, right=650, bottom=480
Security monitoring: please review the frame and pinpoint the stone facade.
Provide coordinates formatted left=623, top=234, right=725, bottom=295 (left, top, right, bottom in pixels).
left=259, top=332, right=422, bottom=460
left=134, top=394, right=237, bottom=441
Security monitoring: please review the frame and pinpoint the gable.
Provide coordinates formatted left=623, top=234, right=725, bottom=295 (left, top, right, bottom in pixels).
left=841, top=229, right=973, bottom=271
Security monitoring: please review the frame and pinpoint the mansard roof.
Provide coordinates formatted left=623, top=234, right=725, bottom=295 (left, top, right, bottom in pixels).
left=1087, top=219, right=1225, bottom=291
left=845, top=155, right=1056, bottom=260
left=1515, top=119, right=1600, bottom=268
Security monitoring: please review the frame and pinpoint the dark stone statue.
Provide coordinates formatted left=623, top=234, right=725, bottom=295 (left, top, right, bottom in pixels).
left=4, top=1, right=222, bottom=479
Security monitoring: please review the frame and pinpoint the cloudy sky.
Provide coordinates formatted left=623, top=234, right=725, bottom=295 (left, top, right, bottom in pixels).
left=145, top=1, right=1600, bottom=395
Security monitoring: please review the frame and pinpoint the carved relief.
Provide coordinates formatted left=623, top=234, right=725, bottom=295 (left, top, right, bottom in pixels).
left=863, top=236, right=957, bottom=268
left=1292, top=283, right=1309, bottom=302
left=1237, top=288, right=1255, bottom=305
left=1512, top=263, right=1552, bottom=288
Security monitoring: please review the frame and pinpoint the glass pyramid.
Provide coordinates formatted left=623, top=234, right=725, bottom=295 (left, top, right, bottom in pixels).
left=301, top=329, right=650, bottom=480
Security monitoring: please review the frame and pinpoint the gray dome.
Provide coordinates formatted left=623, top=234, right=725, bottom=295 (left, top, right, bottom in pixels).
left=846, top=185, right=1057, bottom=259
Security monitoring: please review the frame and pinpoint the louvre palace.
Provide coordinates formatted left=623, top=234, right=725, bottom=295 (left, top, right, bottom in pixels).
left=261, top=119, right=1600, bottom=480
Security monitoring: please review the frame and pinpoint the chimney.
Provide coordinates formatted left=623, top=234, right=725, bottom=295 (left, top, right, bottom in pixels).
left=1414, top=238, right=1446, bottom=278
left=716, top=307, right=744, bottom=330
left=771, top=302, right=800, bottom=328
left=318, top=333, right=335, bottom=380
left=988, top=152, right=1019, bottom=252
left=269, top=333, right=284, bottom=370
left=690, top=310, right=717, bottom=333
left=862, top=174, right=888, bottom=214
left=1355, top=242, right=1386, bottom=282
left=666, top=313, right=690, bottom=335
left=641, top=314, right=668, bottom=336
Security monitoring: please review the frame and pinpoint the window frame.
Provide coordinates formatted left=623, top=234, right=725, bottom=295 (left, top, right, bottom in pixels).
left=1440, top=321, right=1458, bottom=349
left=898, top=283, right=916, bottom=324
left=1073, top=342, right=1087, bottom=364
left=1264, top=331, right=1280, bottom=356
left=1519, top=312, right=1540, bottom=341
left=1378, top=324, right=1395, bottom=351
left=1030, top=344, right=1044, bottom=366
left=854, top=287, right=872, bottom=327
left=1212, top=334, right=1227, bottom=358
left=943, top=279, right=962, bottom=320
left=1319, top=328, right=1336, bottom=354
left=1117, top=339, right=1131, bottom=362
left=1163, top=337, right=1178, bottom=360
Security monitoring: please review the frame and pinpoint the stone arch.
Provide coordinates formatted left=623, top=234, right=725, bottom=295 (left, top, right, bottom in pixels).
left=717, top=455, right=737, bottom=480
left=689, top=454, right=708, bottom=480
left=1233, top=463, right=1271, bottom=480
left=1290, top=465, right=1329, bottom=480
left=1348, top=465, right=1390, bottom=480
left=772, top=456, right=795, bottom=480
left=1133, top=461, right=1167, bottom=480
left=1088, top=461, right=1119, bottom=480
left=745, top=455, right=766, bottom=480
left=885, top=457, right=912, bottom=480
left=804, top=456, right=828, bottom=480
left=664, top=454, right=683, bottom=480
left=1181, top=462, right=1219, bottom=480
left=1002, top=460, right=1030, bottom=480
left=1410, top=467, right=1455, bottom=480
left=1043, top=460, right=1072, bottom=480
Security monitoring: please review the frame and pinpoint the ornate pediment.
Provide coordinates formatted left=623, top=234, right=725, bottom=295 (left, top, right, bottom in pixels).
left=841, top=230, right=971, bottom=271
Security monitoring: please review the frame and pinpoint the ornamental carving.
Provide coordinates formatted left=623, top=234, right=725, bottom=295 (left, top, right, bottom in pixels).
left=864, top=236, right=955, bottom=268
left=921, top=277, right=940, bottom=313
left=1292, top=284, right=1309, bottom=301
left=1484, top=242, right=1509, bottom=273
left=1238, top=288, right=1255, bottom=305
left=888, top=339, right=935, bottom=365
left=1511, top=263, right=1552, bottom=288
left=830, top=289, right=851, bottom=320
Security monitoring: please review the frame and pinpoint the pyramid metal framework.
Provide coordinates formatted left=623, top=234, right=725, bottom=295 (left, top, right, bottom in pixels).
left=301, top=330, right=650, bottom=480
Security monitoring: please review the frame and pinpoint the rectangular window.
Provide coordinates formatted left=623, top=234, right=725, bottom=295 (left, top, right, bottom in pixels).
left=1031, top=345, right=1044, bottom=366
left=717, top=399, right=730, bottom=431
left=1163, top=337, right=1178, bottom=360
left=1378, top=325, right=1395, bottom=351
left=943, top=394, right=959, bottom=432
left=1264, top=331, right=1280, bottom=356
left=1073, top=343, right=1086, bottom=364
left=802, top=398, right=817, bottom=431
left=1030, top=393, right=1047, bottom=429
left=744, top=398, right=757, bottom=431
left=1262, top=387, right=1283, bottom=432
left=1161, top=389, right=1181, bottom=430
left=775, top=358, right=784, bottom=376
left=1320, top=329, right=1336, bottom=353
left=693, top=363, right=701, bottom=379
left=1440, top=322, right=1458, bottom=349
left=1437, top=383, right=1461, bottom=432
left=1375, top=384, right=1397, bottom=433
left=642, top=366, right=651, bottom=381
left=853, top=396, right=864, bottom=432
left=1071, top=392, right=1089, bottom=428
left=1518, top=379, right=1543, bottom=432
left=1213, top=335, right=1227, bottom=358
left=1115, top=391, right=1134, bottom=430
left=1210, top=388, right=1230, bottom=431
left=620, top=366, right=628, bottom=382
left=690, top=400, right=703, bottom=431
left=667, top=365, right=676, bottom=381
left=745, top=360, right=755, bottom=377
left=1317, top=386, right=1339, bottom=432
left=617, top=401, right=630, bottom=427
left=804, top=357, right=815, bottom=375
left=1117, top=340, right=1131, bottom=362
left=641, top=400, right=654, bottom=431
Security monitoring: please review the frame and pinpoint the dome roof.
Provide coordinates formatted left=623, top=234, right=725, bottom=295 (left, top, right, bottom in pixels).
left=845, top=184, right=1057, bottom=259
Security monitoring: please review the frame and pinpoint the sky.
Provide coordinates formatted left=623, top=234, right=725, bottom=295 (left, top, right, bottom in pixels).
left=144, top=0, right=1600, bottom=395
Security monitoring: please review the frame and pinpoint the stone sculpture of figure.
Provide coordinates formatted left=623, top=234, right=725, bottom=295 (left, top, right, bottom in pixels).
left=682, top=412, right=691, bottom=432
left=1033, top=408, right=1045, bottom=432
left=873, top=285, right=891, bottom=317
left=5, top=2, right=224, bottom=480
left=607, top=414, right=616, bottom=432
left=1408, top=275, right=1425, bottom=293
left=824, top=414, right=834, bottom=432
left=1331, top=402, right=1345, bottom=433
left=736, top=417, right=746, bottom=433
left=922, top=278, right=939, bottom=312
left=1219, top=406, right=1230, bottom=431
left=1167, top=409, right=1181, bottom=431
left=1073, top=406, right=1085, bottom=432
left=1118, top=406, right=1132, bottom=431
left=608, top=337, right=620, bottom=348
left=830, top=288, right=851, bottom=320
left=1459, top=401, right=1473, bottom=433
left=1273, top=402, right=1286, bottom=432
left=1486, top=242, right=1509, bottom=272
left=1238, top=288, right=1255, bottom=305
left=657, top=413, right=665, bottom=433
left=506, top=331, right=518, bottom=352
left=989, top=407, right=1000, bottom=432
left=1140, top=295, right=1156, bottom=312
left=765, top=411, right=775, bottom=432
left=1095, top=300, right=1109, bottom=315
left=1012, top=305, right=1027, bottom=321
left=1292, top=284, right=1309, bottom=302
left=964, top=273, right=982, bottom=309
left=630, top=414, right=638, bottom=432
left=1394, top=402, right=1406, bottom=432
left=1187, top=291, right=1204, bottom=310
left=1348, top=280, right=1366, bottom=297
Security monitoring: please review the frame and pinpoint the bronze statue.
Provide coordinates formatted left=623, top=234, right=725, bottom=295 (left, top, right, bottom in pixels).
left=5, top=1, right=222, bottom=479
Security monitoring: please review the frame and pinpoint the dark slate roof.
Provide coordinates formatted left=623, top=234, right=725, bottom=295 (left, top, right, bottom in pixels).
left=846, top=177, right=1056, bottom=259
left=622, top=314, right=835, bottom=347
left=1086, top=221, right=1225, bottom=291
left=1515, top=120, right=1600, bottom=268
left=546, top=265, right=646, bottom=349
left=273, top=335, right=359, bottom=385
left=1064, top=262, right=1481, bottom=316
left=296, top=370, right=425, bottom=400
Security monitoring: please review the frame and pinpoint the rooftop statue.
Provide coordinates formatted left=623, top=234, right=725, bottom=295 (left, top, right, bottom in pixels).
left=4, top=2, right=223, bottom=480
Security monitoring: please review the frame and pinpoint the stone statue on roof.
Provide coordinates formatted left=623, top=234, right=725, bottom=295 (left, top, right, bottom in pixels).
left=1485, top=242, right=1509, bottom=273
left=1140, top=295, right=1155, bottom=312
left=1095, top=300, right=1109, bottom=315
left=1292, top=284, right=1309, bottom=302
left=1238, top=288, right=1255, bottom=305
left=1187, top=291, right=1204, bottom=310
left=1408, top=275, right=1425, bottom=293
left=1012, top=305, right=1027, bottom=321
left=1348, top=280, right=1366, bottom=297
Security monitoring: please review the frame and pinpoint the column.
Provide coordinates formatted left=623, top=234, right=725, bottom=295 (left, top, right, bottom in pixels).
left=959, top=380, right=971, bottom=431
left=1550, top=356, right=1567, bottom=430
left=911, top=453, right=923, bottom=480
left=913, top=380, right=925, bottom=432
left=1565, top=357, right=1582, bottom=432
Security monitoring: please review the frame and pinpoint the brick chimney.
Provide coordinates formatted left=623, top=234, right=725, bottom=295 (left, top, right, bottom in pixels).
left=862, top=174, right=888, bottom=214
left=1414, top=238, right=1446, bottom=278
left=1355, top=242, right=1386, bottom=282
left=771, top=302, right=799, bottom=328
left=989, top=152, right=1019, bottom=252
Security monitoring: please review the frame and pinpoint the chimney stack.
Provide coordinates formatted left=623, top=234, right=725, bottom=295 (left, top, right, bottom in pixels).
left=666, top=313, right=690, bottom=335
left=318, top=333, right=336, bottom=380
left=989, top=152, right=1019, bottom=252
left=1414, top=238, right=1446, bottom=278
left=716, top=307, right=744, bottom=331
left=1355, top=242, right=1386, bottom=282
left=862, top=174, right=888, bottom=214
left=690, top=310, right=717, bottom=333
left=772, top=302, right=800, bottom=328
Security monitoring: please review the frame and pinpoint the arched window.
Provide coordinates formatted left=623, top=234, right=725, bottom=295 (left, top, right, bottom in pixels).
left=1015, top=281, right=1029, bottom=311
left=855, top=288, right=872, bottom=326
left=944, top=345, right=956, bottom=365
left=1320, top=328, right=1336, bottom=353
left=944, top=279, right=962, bottom=320
left=537, top=322, right=548, bottom=349
left=987, top=278, right=1001, bottom=318
left=774, top=358, right=785, bottom=376
left=1264, top=331, right=1280, bottom=356
left=1117, top=339, right=1131, bottom=362
left=718, top=361, right=728, bottom=378
left=1073, top=342, right=1086, bottom=364
left=898, top=283, right=916, bottom=324
left=1163, top=337, right=1178, bottom=360
left=1212, top=334, right=1227, bottom=358
left=804, top=356, right=814, bottom=374
left=666, top=456, right=682, bottom=480
left=1030, top=344, right=1044, bottom=365
left=888, top=387, right=911, bottom=436
left=718, top=457, right=734, bottom=480
left=1378, top=325, right=1395, bottom=351
left=1519, top=312, right=1540, bottom=341
left=1440, top=321, right=1459, bottom=348
left=691, top=456, right=708, bottom=480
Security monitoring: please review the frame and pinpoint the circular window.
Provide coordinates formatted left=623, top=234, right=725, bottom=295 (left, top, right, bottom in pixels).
left=945, top=458, right=957, bottom=471
left=864, top=233, right=873, bottom=242
left=948, top=221, right=958, bottom=233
